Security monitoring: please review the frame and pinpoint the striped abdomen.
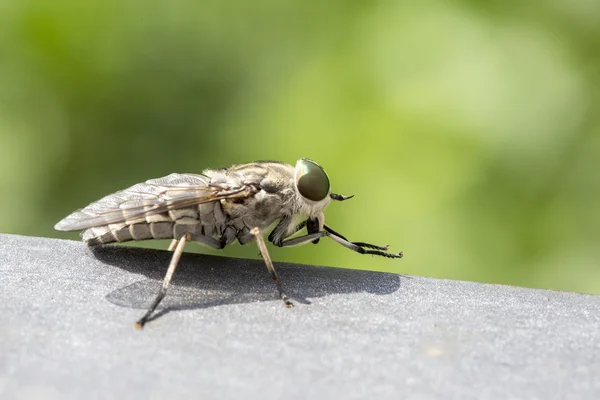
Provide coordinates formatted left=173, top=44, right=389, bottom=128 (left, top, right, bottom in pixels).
left=82, top=202, right=226, bottom=245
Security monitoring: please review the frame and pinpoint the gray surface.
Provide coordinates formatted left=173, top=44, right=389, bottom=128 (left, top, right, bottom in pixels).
left=1, top=233, right=599, bottom=400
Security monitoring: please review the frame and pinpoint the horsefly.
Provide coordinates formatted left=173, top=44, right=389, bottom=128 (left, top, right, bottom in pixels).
left=55, top=159, right=403, bottom=328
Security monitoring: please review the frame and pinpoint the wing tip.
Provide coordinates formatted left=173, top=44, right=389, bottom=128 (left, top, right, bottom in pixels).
left=54, top=215, right=86, bottom=231
left=54, top=219, right=71, bottom=231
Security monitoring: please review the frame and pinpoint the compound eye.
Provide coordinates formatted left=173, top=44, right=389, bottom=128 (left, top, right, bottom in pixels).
left=295, top=159, right=330, bottom=201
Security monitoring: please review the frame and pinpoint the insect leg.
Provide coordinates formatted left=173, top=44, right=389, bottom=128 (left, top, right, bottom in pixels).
left=326, top=232, right=403, bottom=258
left=220, top=226, right=237, bottom=247
left=350, top=242, right=389, bottom=251
left=277, top=230, right=403, bottom=259
left=268, top=216, right=301, bottom=244
left=187, top=233, right=223, bottom=249
left=135, top=231, right=227, bottom=329
left=135, top=233, right=190, bottom=329
left=251, top=227, right=294, bottom=308
left=324, top=225, right=390, bottom=251
left=268, top=216, right=290, bottom=243
left=276, top=232, right=327, bottom=247
left=323, top=224, right=348, bottom=240
left=167, top=239, right=179, bottom=251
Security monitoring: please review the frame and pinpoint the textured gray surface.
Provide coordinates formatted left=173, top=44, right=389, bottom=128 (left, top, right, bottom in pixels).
left=1, top=233, right=599, bottom=399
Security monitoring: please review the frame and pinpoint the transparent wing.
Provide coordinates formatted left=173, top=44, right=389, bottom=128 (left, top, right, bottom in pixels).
left=55, top=173, right=253, bottom=231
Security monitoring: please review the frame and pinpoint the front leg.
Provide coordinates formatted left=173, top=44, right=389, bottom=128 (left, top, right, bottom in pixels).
left=268, top=215, right=306, bottom=245
left=275, top=228, right=403, bottom=259
left=324, top=225, right=390, bottom=251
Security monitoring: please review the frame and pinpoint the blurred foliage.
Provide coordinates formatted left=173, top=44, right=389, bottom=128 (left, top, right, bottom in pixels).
left=1, top=0, right=599, bottom=294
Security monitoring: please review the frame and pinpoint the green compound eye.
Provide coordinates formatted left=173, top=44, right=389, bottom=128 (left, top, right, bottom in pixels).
left=295, top=159, right=330, bottom=201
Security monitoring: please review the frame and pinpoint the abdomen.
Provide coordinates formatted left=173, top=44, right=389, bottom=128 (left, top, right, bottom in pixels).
left=82, top=203, right=224, bottom=245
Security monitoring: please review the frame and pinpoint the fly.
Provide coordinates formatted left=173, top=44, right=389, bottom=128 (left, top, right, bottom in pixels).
left=54, top=158, right=403, bottom=328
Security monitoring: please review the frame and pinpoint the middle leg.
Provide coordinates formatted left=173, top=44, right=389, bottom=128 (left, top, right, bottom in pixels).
left=251, top=227, right=294, bottom=308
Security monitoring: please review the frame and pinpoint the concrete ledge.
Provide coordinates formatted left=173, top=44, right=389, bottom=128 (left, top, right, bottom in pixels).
left=1, top=233, right=599, bottom=399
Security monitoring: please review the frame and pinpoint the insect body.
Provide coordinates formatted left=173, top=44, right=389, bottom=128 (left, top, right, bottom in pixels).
left=55, top=159, right=403, bottom=328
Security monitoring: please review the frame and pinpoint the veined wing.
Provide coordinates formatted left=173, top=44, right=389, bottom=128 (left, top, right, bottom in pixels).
left=55, top=173, right=254, bottom=231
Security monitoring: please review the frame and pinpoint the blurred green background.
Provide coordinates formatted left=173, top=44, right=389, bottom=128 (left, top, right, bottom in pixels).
left=1, top=1, right=599, bottom=294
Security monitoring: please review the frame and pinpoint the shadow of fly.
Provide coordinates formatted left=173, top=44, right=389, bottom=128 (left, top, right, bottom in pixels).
left=55, top=159, right=403, bottom=328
